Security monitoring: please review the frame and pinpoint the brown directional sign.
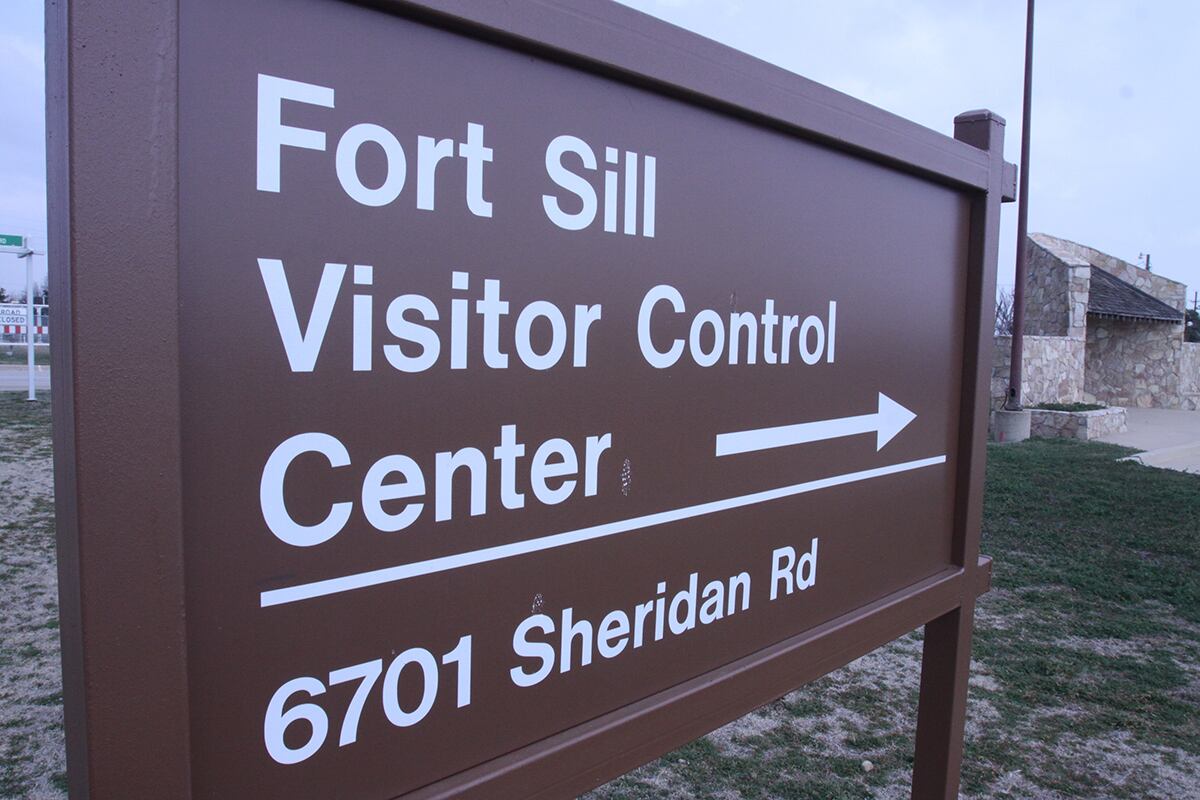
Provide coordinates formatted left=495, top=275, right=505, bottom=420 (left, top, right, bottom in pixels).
left=48, top=1, right=1010, bottom=798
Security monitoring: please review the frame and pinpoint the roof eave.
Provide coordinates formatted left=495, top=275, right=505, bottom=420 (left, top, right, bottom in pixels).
left=1086, top=311, right=1183, bottom=324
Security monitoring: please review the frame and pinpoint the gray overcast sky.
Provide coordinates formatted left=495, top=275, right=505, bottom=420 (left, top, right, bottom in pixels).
left=2, top=1, right=1198, bottom=300
left=0, top=0, right=45, bottom=295
left=616, top=0, right=1200, bottom=301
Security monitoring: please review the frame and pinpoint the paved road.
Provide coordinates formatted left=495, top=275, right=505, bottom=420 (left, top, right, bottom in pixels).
left=1096, top=407, right=1200, bottom=475
left=0, top=364, right=51, bottom=393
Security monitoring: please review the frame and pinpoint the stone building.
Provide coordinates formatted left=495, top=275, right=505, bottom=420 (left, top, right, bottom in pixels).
left=993, top=233, right=1200, bottom=410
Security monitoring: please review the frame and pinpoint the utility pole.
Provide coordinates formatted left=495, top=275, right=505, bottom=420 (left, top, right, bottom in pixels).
left=1007, top=0, right=1035, bottom=411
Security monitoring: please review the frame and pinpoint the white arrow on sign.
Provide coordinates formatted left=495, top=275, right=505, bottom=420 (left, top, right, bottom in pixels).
left=715, top=392, right=918, bottom=456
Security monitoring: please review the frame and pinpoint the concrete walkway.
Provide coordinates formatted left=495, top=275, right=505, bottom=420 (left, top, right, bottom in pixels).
left=1095, top=408, right=1200, bottom=475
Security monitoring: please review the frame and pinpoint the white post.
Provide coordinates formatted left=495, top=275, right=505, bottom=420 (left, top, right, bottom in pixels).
left=25, top=251, right=34, bottom=401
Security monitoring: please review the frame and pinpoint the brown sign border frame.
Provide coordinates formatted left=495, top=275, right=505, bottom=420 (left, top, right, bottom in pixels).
left=47, top=1, right=1011, bottom=797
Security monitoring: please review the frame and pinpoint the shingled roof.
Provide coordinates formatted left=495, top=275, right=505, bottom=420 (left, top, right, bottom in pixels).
left=1087, top=267, right=1183, bottom=324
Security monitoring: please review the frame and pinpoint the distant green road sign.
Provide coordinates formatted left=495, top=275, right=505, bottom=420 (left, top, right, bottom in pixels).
left=0, top=234, right=25, bottom=249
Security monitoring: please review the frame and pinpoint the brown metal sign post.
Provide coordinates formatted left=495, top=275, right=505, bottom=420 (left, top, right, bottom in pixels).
left=1006, top=0, right=1035, bottom=411
left=48, top=1, right=1012, bottom=798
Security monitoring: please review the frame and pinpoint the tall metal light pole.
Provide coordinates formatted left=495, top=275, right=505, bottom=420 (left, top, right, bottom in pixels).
left=1007, top=0, right=1035, bottom=410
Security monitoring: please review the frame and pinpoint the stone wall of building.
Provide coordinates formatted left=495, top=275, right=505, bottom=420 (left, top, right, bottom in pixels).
left=992, top=335, right=1085, bottom=408
left=1084, top=319, right=1185, bottom=408
left=1001, top=234, right=1197, bottom=411
left=1023, top=238, right=1090, bottom=338
left=1065, top=267, right=1091, bottom=338
left=1182, top=342, right=1200, bottom=410
left=1023, top=242, right=1070, bottom=336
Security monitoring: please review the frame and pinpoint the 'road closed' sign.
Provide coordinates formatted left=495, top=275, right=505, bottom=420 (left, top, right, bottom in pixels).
left=51, top=1, right=1008, bottom=798
left=0, top=305, right=26, bottom=326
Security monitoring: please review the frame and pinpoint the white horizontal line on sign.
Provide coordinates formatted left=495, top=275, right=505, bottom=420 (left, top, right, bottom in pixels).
left=260, top=454, right=948, bottom=608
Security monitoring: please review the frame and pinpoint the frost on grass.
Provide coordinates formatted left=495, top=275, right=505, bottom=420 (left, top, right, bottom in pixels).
left=959, top=589, right=1200, bottom=800
left=586, top=632, right=928, bottom=799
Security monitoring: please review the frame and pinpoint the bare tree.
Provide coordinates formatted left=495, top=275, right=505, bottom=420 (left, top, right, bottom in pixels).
left=994, top=287, right=1015, bottom=336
